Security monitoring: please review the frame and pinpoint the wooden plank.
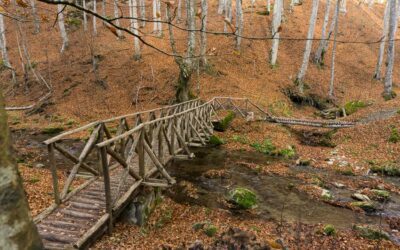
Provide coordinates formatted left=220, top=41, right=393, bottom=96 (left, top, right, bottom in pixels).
left=74, top=214, right=110, bottom=249
left=99, top=130, right=113, bottom=234
left=48, top=144, right=60, bottom=205
left=34, top=203, right=58, bottom=223
left=62, top=177, right=98, bottom=203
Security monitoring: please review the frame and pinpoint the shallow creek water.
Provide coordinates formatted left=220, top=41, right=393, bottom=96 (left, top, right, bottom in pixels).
left=167, top=147, right=399, bottom=233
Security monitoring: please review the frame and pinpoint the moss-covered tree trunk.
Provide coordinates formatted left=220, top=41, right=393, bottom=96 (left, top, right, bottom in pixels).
left=176, top=62, right=192, bottom=102
left=0, top=90, right=43, bottom=249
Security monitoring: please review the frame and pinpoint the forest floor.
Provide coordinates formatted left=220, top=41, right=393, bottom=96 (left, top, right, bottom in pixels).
left=3, top=0, right=400, bottom=248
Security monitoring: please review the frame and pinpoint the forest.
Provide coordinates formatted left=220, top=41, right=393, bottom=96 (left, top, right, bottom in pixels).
left=0, top=0, right=400, bottom=249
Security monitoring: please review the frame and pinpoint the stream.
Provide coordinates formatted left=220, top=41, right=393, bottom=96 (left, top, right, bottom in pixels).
left=166, top=147, right=400, bottom=242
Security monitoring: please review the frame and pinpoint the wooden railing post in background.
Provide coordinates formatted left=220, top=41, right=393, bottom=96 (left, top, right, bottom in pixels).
left=138, top=129, right=145, bottom=177
left=48, top=143, right=60, bottom=205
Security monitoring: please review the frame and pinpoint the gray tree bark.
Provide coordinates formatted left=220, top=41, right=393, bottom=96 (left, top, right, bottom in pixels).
left=93, top=0, right=97, bottom=35
left=235, top=0, right=243, bottom=50
left=129, top=0, right=141, bottom=60
left=114, top=0, right=123, bottom=38
left=57, top=4, right=69, bottom=52
left=140, top=0, right=146, bottom=27
left=0, top=90, right=43, bottom=250
left=30, top=0, right=40, bottom=34
left=200, top=0, right=208, bottom=66
left=383, top=0, right=397, bottom=99
left=374, top=0, right=389, bottom=80
left=270, top=0, right=282, bottom=65
left=0, top=13, right=16, bottom=84
left=224, top=0, right=232, bottom=33
left=218, top=0, right=226, bottom=14
left=329, top=0, right=340, bottom=97
left=295, top=0, right=319, bottom=93
left=83, top=0, right=88, bottom=31
left=314, top=0, right=331, bottom=64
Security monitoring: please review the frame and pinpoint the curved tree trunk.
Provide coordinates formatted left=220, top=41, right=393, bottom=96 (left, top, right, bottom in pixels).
left=0, top=90, right=43, bottom=249
left=329, top=0, right=340, bottom=97
left=314, top=0, right=331, bottom=65
left=57, top=4, right=69, bottom=52
left=295, top=0, right=319, bottom=93
left=270, top=0, right=282, bottom=66
left=374, top=0, right=389, bottom=80
left=383, top=0, right=397, bottom=100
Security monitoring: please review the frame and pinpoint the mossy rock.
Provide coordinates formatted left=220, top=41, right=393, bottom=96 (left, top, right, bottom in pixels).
left=353, top=225, right=389, bottom=240
left=228, top=187, right=257, bottom=209
left=213, top=111, right=235, bottom=132
left=42, top=126, right=64, bottom=135
left=209, top=135, right=225, bottom=146
left=350, top=201, right=377, bottom=212
left=371, top=189, right=390, bottom=201
left=370, top=165, right=400, bottom=177
left=323, top=224, right=336, bottom=236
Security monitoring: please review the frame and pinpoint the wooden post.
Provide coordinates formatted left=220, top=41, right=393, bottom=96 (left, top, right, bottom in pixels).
left=99, top=127, right=113, bottom=234
left=48, top=143, right=60, bottom=205
left=138, top=129, right=145, bottom=177
left=158, top=122, right=164, bottom=163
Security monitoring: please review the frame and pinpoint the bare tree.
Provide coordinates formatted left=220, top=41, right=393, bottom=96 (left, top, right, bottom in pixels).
left=339, top=0, right=346, bottom=13
left=153, top=0, right=162, bottom=35
left=295, top=0, right=319, bottom=93
left=329, top=0, right=340, bottom=97
left=224, top=0, right=232, bottom=33
left=113, top=0, right=123, bottom=38
left=200, top=0, right=208, bottom=66
left=93, top=0, right=97, bottom=35
left=218, top=0, right=225, bottom=14
left=383, top=0, right=397, bottom=100
left=235, top=0, right=243, bottom=50
left=374, top=0, right=389, bottom=80
left=58, top=4, right=69, bottom=52
left=267, top=0, right=271, bottom=14
left=29, top=0, right=40, bottom=33
left=0, top=90, right=43, bottom=249
left=0, top=12, right=16, bottom=85
left=314, top=0, right=331, bottom=65
left=83, top=0, right=88, bottom=31
left=270, top=0, right=282, bottom=66
left=129, top=0, right=141, bottom=60
left=139, top=0, right=146, bottom=27
left=178, top=0, right=183, bottom=20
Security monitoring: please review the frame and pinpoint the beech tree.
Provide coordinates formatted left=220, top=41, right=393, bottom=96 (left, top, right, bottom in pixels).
left=218, top=0, right=225, bottom=14
left=83, top=0, right=88, bottom=31
left=113, top=0, right=123, bottom=38
left=57, top=4, right=69, bottom=52
left=235, top=0, right=243, bottom=50
left=129, top=0, right=141, bottom=60
left=339, top=0, right=346, bottom=13
left=0, top=12, right=16, bottom=84
left=270, top=0, right=282, bottom=66
left=139, top=0, right=146, bottom=27
left=93, top=0, right=97, bottom=35
left=200, top=0, right=208, bottom=66
left=329, top=0, right=340, bottom=97
left=374, top=0, right=389, bottom=80
left=295, top=0, right=319, bottom=93
left=383, top=0, right=397, bottom=99
left=0, top=91, right=43, bottom=249
left=224, top=0, right=232, bottom=33
left=314, top=0, right=331, bottom=65
left=29, top=0, right=40, bottom=34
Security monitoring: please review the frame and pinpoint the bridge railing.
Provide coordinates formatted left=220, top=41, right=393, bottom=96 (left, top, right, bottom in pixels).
left=36, top=98, right=203, bottom=223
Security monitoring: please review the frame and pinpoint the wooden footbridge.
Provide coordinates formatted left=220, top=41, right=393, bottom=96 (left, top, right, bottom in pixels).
left=34, top=97, right=356, bottom=249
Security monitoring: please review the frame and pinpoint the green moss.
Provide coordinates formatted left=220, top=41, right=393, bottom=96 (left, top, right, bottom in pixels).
left=42, top=126, right=64, bottom=135
left=350, top=201, right=377, bottom=212
left=251, top=138, right=276, bottom=155
left=65, top=119, right=76, bottom=126
left=213, top=111, right=235, bottom=132
left=204, top=224, right=218, bottom=237
left=268, top=101, right=292, bottom=117
left=382, top=90, right=397, bottom=101
left=228, top=187, right=257, bottom=209
left=209, top=135, right=225, bottom=146
left=323, top=224, right=336, bottom=236
left=371, top=189, right=390, bottom=201
left=277, top=146, right=296, bottom=159
left=343, top=100, right=368, bottom=115
left=336, top=168, right=355, bottom=176
left=232, top=135, right=249, bottom=144
left=388, top=127, right=400, bottom=143
left=28, top=177, right=40, bottom=184
left=192, top=222, right=207, bottom=231
left=370, top=165, right=400, bottom=176
left=353, top=225, right=389, bottom=240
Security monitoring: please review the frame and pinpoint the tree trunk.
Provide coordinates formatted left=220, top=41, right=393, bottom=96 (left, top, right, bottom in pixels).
left=235, top=0, right=243, bottom=50
left=178, top=0, right=183, bottom=20
left=93, top=0, right=97, bottom=35
left=270, top=0, right=282, bottom=65
left=140, top=0, right=146, bottom=27
left=0, top=13, right=16, bottom=85
left=374, top=0, right=389, bottom=80
left=383, top=0, right=397, bottom=100
left=218, top=0, right=225, bottom=14
left=314, top=0, right=331, bottom=65
left=200, top=0, right=208, bottom=66
left=267, top=0, right=271, bottom=14
left=295, top=0, right=319, bottom=93
left=102, top=0, right=106, bottom=17
left=224, top=0, right=232, bottom=33
left=114, top=0, right=123, bottom=38
left=30, top=0, right=40, bottom=34
left=83, top=0, right=88, bottom=31
left=129, top=0, right=141, bottom=60
left=57, top=4, right=69, bottom=52
left=0, top=90, right=43, bottom=249
left=156, top=0, right=162, bottom=36
left=329, top=0, right=340, bottom=97
left=339, top=0, right=346, bottom=13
